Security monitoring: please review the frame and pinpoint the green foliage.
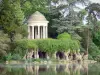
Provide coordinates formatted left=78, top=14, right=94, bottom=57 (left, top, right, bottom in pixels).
left=11, top=39, right=38, bottom=58
left=12, top=39, right=28, bottom=58
left=27, top=40, right=38, bottom=50
left=12, top=38, right=79, bottom=57
left=93, top=30, right=100, bottom=46
left=21, top=0, right=48, bottom=18
left=0, top=31, right=10, bottom=60
left=69, top=40, right=80, bottom=53
left=52, top=12, right=81, bottom=33
left=57, top=32, right=80, bottom=52
left=0, top=0, right=24, bottom=42
left=88, top=41, right=100, bottom=60
left=37, top=39, right=80, bottom=54
left=5, top=53, right=12, bottom=61
left=5, top=53, right=21, bottom=61
left=37, top=39, right=69, bottom=53
left=11, top=54, right=21, bottom=60
left=14, top=34, right=23, bottom=41
left=57, top=32, right=71, bottom=40
left=22, top=1, right=32, bottom=17
left=0, top=0, right=48, bottom=42
left=71, top=33, right=82, bottom=41
left=50, top=0, right=85, bottom=34
left=94, top=55, right=100, bottom=62
left=36, top=39, right=59, bottom=54
left=32, top=58, right=41, bottom=62
left=78, top=9, right=87, bottom=21
left=57, top=40, right=69, bottom=51
left=88, top=54, right=93, bottom=60
left=86, top=3, right=100, bottom=61
left=15, top=25, right=28, bottom=38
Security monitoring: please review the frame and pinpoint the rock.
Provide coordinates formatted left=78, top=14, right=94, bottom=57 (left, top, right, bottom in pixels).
left=76, top=53, right=82, bottom=62
left=83, top=55, right=88, bottom=60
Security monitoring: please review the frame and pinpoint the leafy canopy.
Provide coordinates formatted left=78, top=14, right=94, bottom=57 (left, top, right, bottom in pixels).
left=0, top=0, right=24, bottom=42
left=57, top=32, right=71, bottom=40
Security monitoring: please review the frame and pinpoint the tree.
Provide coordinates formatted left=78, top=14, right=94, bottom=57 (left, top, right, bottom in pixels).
left=52, top=11, right=81, bottom=33
left=21, top=0, right=48, bottom=19
left=85, top=3, right=100, bottom=36
left=57, top=32, right=71, bottom=40
left=77, top=3, right=100, bottom=60
left=0, top=31, right=10, bottom=60
left=0, top=0, right=24, bottom=42
left=84, top=3, right=100, bottom=55
left=48, top=0, right=89, bottom=33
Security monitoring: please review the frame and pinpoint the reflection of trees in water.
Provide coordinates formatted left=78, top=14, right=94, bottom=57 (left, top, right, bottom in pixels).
left=0, top=66, right=29, bottom=75
left=0, top=66, right=7, bottom=75
left=0, top=63, right=90, bottom=75
left=88, top=63, right=100, bottom=75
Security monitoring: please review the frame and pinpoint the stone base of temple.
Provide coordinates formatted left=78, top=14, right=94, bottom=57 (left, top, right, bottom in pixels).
left=22, top=50, right=90, bottom=63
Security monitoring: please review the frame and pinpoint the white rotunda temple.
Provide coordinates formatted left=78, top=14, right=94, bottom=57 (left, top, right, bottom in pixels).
left=27, top=11, right=49, bottom=39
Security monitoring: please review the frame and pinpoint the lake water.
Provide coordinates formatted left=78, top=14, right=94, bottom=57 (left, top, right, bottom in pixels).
left=0, top=62, right=100, bottom=75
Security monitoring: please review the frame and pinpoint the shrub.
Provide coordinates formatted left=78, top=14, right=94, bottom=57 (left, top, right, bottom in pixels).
left=36, top=39, right=58, bottom=54
left=57, top=32, right=71, bottom=40
left=5, top=53, right=21, bottom=61
left=11, top=39, right=38, bottom=58
left=57, top=40, right=70, bottom=51
left=5, top=53, right=12, bottom=61
left=88, top=41, right=100, bottom=60
left=11, top=38, right=80, bottom=59
left=13, top=39, right=28, bottom=58
left=69, top=40, right=80, bottom=53
left=37, top=39, right=79, bottom=53
left=95, top=55, right=100, bottom=62
left=27, top=40, right=38, bottom=50
left=88, top=54, right=93, bottom=60
left=57, top=32, right=80, bottom=53
left=0, top=31, right=10, bottom=61
left=37, top=39, right=68, bottom=53
left=11, top=54, right=21, bottom=60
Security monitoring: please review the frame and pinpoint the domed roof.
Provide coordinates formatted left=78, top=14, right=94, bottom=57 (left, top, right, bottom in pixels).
left=28, top=11, right=48, bottom=22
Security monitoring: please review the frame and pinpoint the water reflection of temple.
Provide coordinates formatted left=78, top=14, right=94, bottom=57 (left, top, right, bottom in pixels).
left=24, top=63, right=88, bottom=75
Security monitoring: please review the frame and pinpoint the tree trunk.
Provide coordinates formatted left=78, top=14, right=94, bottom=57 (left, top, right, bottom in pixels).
left=9, top=32, right=15, bottom=42
left=86, top=28, right=89, bottom=60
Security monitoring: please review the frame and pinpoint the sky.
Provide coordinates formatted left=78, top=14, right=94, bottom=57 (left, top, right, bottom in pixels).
left=90, top=0, right=100, bottom=3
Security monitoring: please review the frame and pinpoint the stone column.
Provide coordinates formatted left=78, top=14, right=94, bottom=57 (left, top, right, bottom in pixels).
left=43, top=26, right=45, bottom=39
left=38, top=26, right=40, bottom=39
left=28, top=26, right=30, bottom=39
left=40, top=26, right=43, bottom=39
left=32, top=26, right=34, bottom=39
left=45, top=26, right=48, bottom=38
